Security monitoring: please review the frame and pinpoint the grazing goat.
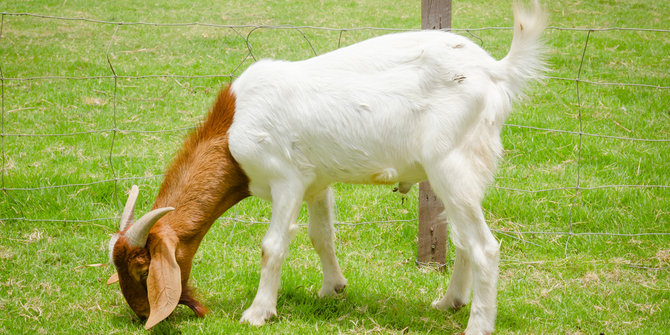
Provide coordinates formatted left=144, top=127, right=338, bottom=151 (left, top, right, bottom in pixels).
left=107, top=2, right=547, bottom=334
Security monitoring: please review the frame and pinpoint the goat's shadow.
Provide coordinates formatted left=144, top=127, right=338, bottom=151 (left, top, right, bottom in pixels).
left=107, top=266, right=522, bottom=333
left=203, top=272, right=471, bottom=333
left=107, top=313, right=179, bottom=335
left=109, top=280, right=522, bottom=333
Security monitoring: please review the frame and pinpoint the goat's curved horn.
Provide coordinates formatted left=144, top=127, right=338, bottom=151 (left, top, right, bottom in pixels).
left=125, top=207, right=175, bottom=247
left=120, top=185, right=140, bottom=231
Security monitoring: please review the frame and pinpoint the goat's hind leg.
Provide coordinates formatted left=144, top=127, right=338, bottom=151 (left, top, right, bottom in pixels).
left=307, top=187, right=347, bottom=297
left=452, top=208, right=499, bottom=335
left=432, top=246, right=472, bottom=310
left=426, top=157, right=500, bottom=335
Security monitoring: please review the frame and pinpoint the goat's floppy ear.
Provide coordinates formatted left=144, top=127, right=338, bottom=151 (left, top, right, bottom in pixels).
left=106, top=272, right=119, bottom=285
left=144, top=240, right=181, bottom=330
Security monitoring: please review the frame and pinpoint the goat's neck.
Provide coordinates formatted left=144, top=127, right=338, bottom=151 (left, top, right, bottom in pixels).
left=149, top=86, right=249, bottom=271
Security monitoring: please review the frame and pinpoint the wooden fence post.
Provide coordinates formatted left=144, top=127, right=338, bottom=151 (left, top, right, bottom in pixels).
left=418, top=0, right=451, bottom=267
left=421, top=0, right=452, bottom=30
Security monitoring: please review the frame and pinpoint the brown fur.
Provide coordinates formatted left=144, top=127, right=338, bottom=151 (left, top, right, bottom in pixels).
left=112, top=236, right=152, bottom=318
left=110, top=86, right=250, bottom=328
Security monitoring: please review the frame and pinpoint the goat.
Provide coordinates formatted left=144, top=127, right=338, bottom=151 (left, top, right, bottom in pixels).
left=107, top=2, right=547, bottom=334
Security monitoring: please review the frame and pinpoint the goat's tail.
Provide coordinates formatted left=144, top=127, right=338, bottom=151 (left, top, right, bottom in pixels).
left=497, top=0, right=548, bottom=99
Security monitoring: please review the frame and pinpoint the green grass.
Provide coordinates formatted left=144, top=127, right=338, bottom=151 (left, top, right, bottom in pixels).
left=0, top=0, right=668, bottom=334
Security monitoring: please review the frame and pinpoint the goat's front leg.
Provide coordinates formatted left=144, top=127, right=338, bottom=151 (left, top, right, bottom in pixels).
left=307, top=187, right=347, bottom=297
left=241, top=184, right=303, bottom=326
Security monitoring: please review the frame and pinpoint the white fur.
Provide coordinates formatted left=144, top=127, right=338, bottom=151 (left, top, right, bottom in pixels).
left=229, top=2, right=546, bottom=334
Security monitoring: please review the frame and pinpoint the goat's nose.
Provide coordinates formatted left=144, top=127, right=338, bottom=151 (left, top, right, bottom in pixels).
left=138, top=310, right=150, bottom=319
left=132, top=305, right=150, bottom=319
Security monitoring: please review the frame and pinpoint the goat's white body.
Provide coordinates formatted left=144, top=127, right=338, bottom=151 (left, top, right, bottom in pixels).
left=228, top=3, right=546, bottom=333
left=230, top=31, right=504, bottom=201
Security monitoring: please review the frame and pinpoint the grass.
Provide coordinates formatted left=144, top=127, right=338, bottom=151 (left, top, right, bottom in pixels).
left=0, top=0, right=668, bottom=334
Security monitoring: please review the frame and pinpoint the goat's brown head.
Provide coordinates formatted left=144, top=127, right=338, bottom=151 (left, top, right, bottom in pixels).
left=107, top=185, right=179, bottom=329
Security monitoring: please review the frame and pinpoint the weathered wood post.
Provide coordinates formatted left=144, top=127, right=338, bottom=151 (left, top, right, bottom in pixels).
left=417, top=0, right=451, bottom=267
left=421, top=0, right=452, bottom=30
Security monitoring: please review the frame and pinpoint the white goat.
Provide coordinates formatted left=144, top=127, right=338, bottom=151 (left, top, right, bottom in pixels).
left=107, top=2, right=546, bottom=334
left=230, top=2, right=546, bottom=334
left=229, top=3, right=546, bottom=334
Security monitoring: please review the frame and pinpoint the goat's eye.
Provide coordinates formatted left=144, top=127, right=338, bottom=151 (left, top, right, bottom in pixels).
left=140, top=270, right=149, bottom=281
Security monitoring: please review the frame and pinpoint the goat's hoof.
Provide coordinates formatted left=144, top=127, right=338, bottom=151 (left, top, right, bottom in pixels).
left=240, top=306, right=276, bottom=326
left=318, top=284, right=346, bottom=297
left=432, top=297, right=467, bottom=311
left=451, top=298, right=467, bottom=310
left=462, top=330, right=492, bottom=335
left=319, top=279, right=348, bottom=297
left=334, top=283, right=346, bottom=294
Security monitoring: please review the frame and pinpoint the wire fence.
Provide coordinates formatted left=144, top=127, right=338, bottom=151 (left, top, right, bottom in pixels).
left=0, top=13, right=668, bottom=267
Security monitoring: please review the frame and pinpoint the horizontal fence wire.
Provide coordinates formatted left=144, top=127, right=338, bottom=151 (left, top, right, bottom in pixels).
left=3, top=12, right=670, bottom=32
left=0, top=12, right=668, bottom=250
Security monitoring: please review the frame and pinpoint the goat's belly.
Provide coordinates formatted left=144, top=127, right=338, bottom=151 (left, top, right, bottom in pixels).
left=243, top=165, right=425, bottom=201
left=234, top=141, right=427, bottom=200
left=310, top=159, right=428, bottom=187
